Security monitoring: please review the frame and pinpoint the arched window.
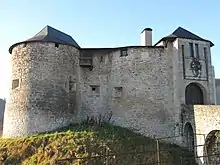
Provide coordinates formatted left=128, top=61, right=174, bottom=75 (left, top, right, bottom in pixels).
left=184, top=122, right=194, bottom=152
left=185, top=83, right=204, bottom=105
left=204, top=130, right=220, bottom=164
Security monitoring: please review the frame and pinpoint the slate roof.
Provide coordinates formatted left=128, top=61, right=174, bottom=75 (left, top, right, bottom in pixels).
left=155, top=27, right=214, bottom=47
left=9, top=25, right=80, bottom=53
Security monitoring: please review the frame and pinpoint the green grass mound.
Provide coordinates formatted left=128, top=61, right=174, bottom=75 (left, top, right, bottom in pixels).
left=0, top=124, right=197, bottom=165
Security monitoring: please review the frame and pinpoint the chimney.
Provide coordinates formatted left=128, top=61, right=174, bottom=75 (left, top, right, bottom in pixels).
left=141, top=28, right=152, bottom=46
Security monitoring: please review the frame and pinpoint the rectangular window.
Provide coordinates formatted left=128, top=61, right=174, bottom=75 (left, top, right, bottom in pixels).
left=181, top=45, right=184, bottom=56
left=100, top=55, right=104, bottom=62
left=69, top=81, right=76, bottom=91
left=90, top=85, right=100, bottom=95
left=189, top=43, right=194, bottom=57
left=55, top=43, right=59, bottom=48
left=113, top=87, right=122, bottom=98
left=12, top=79, right=20, bottom=89
left=204, top=47, right=207, bottom=57
left=120, top=48, right=128, bottom=57
left=195, top=43, right=199, bottom=58
left=68, top=76, right=76, bottom=92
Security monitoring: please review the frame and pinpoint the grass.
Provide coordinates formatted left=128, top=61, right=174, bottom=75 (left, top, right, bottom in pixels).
left=0, top=123, right=197, bottom=165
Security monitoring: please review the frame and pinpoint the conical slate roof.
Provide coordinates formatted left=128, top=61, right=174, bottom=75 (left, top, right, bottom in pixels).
left=155, top=27, right=214, bottom=47
left=9, top=25, right=80, bottom=53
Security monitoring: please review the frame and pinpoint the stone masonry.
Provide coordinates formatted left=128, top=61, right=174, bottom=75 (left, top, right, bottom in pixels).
left=2, top=25, right=220, bottom=164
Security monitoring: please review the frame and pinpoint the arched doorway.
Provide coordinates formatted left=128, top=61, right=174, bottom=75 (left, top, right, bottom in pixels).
left=185, top=83, right=204, bottom=105
left=184, top=122, right=194, bottom=152
left=204, top=130, right=220, bottom=164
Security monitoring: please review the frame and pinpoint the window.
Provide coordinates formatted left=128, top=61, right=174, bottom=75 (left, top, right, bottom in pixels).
left=100, top=56, right=103, bottom=62
left=189, top=43, right=194, bottom=57
left=113, top=87, right=122, bottom=98
left=90, top=85, right=100, bottom=95
left=12, top=79, right=20, bottom=90
left=181, top=45, right=185, bottom=56
left=120, top=48, right=128, bottom=57
left=22, top=43, right=27, bottom=48
left=204, top=47, right=207, bottom=57
left=69, top=81, right=76, bottom=91
left=195, top=43, right=199, bottom=58
left=69, top=76, right=76, bottom=92
left=55, top=43, right=59, bottom=48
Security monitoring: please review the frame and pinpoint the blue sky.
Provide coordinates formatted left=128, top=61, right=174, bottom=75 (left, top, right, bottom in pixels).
left=0, top=0, right=219, bottom=99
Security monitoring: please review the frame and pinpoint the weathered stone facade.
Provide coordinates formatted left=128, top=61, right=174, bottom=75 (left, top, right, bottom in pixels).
left=80, top=46, right=174, bottom=139
left=3, top=26, right=220, bottom=165
left=3, top=42, right=81, bottom=137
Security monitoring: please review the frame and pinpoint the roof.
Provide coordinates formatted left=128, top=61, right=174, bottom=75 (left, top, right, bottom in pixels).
left=9, top=25, right=80, bottom=53
left=155, top=27, right=214, bottom=47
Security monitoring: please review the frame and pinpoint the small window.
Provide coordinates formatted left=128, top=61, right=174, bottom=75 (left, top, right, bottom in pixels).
left=68, top=76, right=76, bottom=92
left=195, top=43, right=199, bottom=58
left=100, top=56, right=103, bottom=62
left=204, top=47, right=207, bottom=57
left=113, top=87, right=122, bottom=98
left=181, top=45, right=185, bottom=57
left=90, top=85, right=100, bottom=95
left=22, top=43, right=27, bottom=48
left=69, top=81, right=76, bottom=92
left=189, top=43, right=194, bottom=57
left=12, top=79, right=20, bottom=90
left=120, top=48, right=128, bottom=57
left=55, top=43, right=59, bottom=48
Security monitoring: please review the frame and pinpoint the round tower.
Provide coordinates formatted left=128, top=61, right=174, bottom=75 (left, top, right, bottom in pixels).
left=3, top=26, right=81, bottom=137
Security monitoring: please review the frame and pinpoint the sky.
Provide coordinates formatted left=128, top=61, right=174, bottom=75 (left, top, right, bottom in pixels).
left=0, top=0, right=219, bottom=99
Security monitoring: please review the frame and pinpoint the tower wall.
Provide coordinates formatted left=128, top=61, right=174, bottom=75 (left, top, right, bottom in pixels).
left=3, top=42, right=80, bottom=137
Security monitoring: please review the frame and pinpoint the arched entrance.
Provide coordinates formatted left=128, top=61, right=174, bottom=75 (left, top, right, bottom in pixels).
left=204, top=130, right=220, bottom=164
left=184, top=122, right=194, bottom=152
left=185, top=83, right=204, bottom=105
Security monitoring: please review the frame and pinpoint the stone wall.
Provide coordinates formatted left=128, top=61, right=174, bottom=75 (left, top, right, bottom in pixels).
left=79, top=46, right=176, bottom=139
left=0, top=98, right=5, bottom=136
left=80, top=49, right=113, bottom=118
left=181, top=105, right=220, bottom=164
left=3, top=42, right=81, bottom=137
left=174, top=38, right=215, bottom=106
left=109, top=47, right=175, bottom=138
left=171, top=38, right=216, bottom=146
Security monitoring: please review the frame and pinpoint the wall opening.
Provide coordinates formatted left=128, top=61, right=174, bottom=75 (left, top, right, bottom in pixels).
left=185, top=83, right=204, bottom=105
left=68, top=76, right=76, bottom=92
left=120, top=48, right=128, bottom=57
left=90, top=85, right=100, bottom=95
left=204, top=130, right=220, bottom=164
left=113, top=87, right=122, bottom=98
left=12, top=79, right=20, bottom=90
left=100, top=56, right=103, bottom=62
left=184, top=122, right=194, bottom=152
left=55, top=43, right=59, bottom=48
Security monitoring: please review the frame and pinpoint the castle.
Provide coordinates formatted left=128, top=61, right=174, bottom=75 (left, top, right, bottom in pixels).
left=3, top=25, right=220, bottom=163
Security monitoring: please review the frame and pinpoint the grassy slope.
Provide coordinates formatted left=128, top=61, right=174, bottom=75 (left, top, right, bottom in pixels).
left=0, top=124, right=197, bottom=165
